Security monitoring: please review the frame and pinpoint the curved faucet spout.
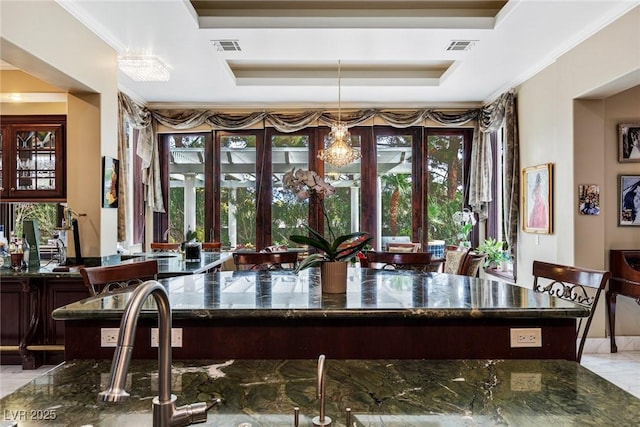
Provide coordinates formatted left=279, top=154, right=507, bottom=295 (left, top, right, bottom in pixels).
left=312, top=354, right=332, bottom=427
left=98, top=280, right=212, bottom=427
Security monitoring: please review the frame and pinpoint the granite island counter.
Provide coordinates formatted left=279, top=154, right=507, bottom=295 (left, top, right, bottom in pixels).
left=1, top=358, right=639, bottom=426
left=0, top=252, right=231, bottom=369
left=53, top=268, right=589, bottom=361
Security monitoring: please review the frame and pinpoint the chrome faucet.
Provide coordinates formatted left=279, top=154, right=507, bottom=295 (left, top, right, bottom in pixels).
left=312, top=354, right=332, bottom=426
left=98, top=280, right=214, bottom=427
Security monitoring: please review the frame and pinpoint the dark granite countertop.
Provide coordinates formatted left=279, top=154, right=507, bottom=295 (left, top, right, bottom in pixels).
left=0, top=358, right=638, bottom=426
left=0, top=252, right=231, bottom=279
left=53, top=268, right=589, bottom=321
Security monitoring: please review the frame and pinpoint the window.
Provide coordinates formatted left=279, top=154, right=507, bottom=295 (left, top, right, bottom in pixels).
left=322, top=130, right=363, bottom=240
left=377, top=130, right=414, bottom=246
left=271, top=133, right=310, bottom=246
left=217, top=132, right=258, bottom=249
left=425, top=128, right=475, bottom=247
left=158, top=126, right=475, bottom=252
left=156, top=132, right=210, bottom=245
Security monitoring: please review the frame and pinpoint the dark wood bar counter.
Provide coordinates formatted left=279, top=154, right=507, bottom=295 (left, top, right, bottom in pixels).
left=53, top=268, right=589, bottom=361
left=0, top=252, right=230, bottom=369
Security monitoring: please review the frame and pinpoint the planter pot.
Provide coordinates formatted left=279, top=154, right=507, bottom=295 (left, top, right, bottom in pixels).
left=320, top=261, right=348, bottom=294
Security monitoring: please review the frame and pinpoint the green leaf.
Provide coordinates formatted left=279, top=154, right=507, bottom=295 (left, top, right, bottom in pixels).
left=295, top=253, right=327, bottom=272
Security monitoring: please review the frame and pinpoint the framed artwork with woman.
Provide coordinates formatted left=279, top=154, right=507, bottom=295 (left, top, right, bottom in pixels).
left=619, top=175, right=640, bottom=226
left=618, top=122, right=640, bottom=162
left=522, top=163, right=553, bottom=234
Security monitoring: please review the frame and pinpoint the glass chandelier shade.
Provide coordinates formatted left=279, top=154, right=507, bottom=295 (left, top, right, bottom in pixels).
left=118, top=54, right=170, bottom=81
left=317, top=60, right=361, bottom=167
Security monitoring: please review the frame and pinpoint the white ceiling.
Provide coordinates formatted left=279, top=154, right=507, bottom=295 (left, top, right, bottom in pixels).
left=29, top=1, right=640, bottom=109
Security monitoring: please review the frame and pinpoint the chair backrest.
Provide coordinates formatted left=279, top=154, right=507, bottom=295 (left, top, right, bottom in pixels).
left=232, top=251, right=299, bottom=271
left=79, top=260, right=159, bottom=296
left=364, top=251, right=433, bottom=272
left=150, top=242, right=180, bottom=252
left=461, top=252, right=486, bottom=277
left=443, top=246, right=470, bottom=275
left=532, top=260, right=610, bottom=362
left=387, top=243, right=421, bottom=253
left=202, top=242, right=222, bottom=252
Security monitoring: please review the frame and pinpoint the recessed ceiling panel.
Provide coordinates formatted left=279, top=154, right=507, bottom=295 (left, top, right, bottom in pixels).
left=190, top=0, right=508, bottom=29
left=228, top=61, right=454, bottom=86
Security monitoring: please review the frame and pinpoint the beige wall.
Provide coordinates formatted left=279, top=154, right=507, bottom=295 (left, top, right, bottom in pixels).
left=1, top=1, right=120, bottom=257
left=517, top=6, right=640, bottom=338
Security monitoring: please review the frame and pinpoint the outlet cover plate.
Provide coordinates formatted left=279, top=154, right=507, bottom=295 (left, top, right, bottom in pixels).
left=151, top=328, right=183, bottom=347
left=100, top=328, right=120, bottom=347
left=510, top=328, right=542, bottom=348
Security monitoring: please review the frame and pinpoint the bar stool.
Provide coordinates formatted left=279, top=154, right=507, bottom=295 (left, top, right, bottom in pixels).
left=79, top=260, right=158, bottom=296
left=532, top=260, right=610, bottom=362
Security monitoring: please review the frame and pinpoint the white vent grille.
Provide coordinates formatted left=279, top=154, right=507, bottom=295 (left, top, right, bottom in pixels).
left=212, top=40, right=241, bottom=52
left=446, top=40, right=477, bottom=51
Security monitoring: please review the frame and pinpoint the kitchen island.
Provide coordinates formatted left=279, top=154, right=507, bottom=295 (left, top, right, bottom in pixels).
left=0, top=358, right=638, bottom=426
left=0, top=252, right=230, bottom=369
left=54, top=268, right=589, bottom=361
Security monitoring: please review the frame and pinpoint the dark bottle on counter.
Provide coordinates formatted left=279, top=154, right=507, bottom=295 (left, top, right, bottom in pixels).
left=21, top=233, right=30, bottom=270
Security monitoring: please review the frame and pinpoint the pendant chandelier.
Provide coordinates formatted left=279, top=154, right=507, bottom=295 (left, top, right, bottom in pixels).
left=317, top=60, right=361, bottom=168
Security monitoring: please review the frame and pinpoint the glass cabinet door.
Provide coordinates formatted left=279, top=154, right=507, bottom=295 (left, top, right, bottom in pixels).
left=9, top=123, right=64, bottom=199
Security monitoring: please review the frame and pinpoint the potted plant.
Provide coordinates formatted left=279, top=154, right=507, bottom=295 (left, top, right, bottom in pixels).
left=290, top=227, right=372, bottom=270
left=476, top=237, right=507, bottom=269
left=284, top=168, right=372, bottom=293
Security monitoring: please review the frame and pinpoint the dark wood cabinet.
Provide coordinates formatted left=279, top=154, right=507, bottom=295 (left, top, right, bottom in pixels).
left=0, top=115, right=66, bottom=201
left=607, top=249, right=640, bottom=353
left=0, top=275, right=87, bottom=368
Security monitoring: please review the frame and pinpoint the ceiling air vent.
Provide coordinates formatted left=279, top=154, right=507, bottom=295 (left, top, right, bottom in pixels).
left=212, top=40, right=241, bottom=52
left=446, top=40, right=477, bottom=51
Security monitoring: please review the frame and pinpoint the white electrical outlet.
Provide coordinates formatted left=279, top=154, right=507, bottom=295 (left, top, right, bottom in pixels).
left=150, top=328, right=183, bottom=348
left=510, top=328, right=542, bottom=348
left=100, top=328, right=120, bottom=347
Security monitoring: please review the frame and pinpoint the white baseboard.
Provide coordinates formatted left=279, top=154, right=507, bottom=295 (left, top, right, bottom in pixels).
left=582, top=336, right=640, bottom=354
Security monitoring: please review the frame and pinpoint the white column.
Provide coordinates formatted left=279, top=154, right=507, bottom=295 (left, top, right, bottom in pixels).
left=184, top=174, right=196, bottom=237
left=229, top=188, right=237, bottom=248
left=350, top=186, right=359, bottom=233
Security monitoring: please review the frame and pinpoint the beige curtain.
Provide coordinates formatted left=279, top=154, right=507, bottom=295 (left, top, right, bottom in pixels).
left=118, top=92, right=164, bottom=214
left=476, top=91, right=519, bottom=259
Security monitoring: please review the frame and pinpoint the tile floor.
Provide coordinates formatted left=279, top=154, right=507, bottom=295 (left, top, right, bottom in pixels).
left=1, top=352, right=639, bottom=400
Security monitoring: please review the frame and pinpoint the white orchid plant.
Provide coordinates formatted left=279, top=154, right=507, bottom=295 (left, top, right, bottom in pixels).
left=283, top=168, right=371, bottom=270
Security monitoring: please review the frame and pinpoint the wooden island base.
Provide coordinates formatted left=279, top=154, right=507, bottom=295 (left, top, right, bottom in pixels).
left=63, top=317, right=577, bottom=361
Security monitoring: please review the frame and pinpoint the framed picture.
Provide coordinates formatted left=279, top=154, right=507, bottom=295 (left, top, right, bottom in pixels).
left=618, top=175, right=640, bottom=226
left=618, top=122, right=640, bottom=162
left=102, top=156, right=119, bottom=208
left=579, top=184, right=600, bottom=215
left=522, top=163, right=553, bottom=234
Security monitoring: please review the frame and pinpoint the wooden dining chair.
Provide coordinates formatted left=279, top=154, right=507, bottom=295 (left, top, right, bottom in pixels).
left=232, top=251, right=299, bottom=271
left=387, top=242, right=421, bottom=253
left=460, top=251, right=486, bottom=277
left=79, top=260, right=158, bottom=296
left=202, top=242, right=222, bottom=252
left=442, top=245, right=470, bottom=274
left=532, top=260, right=610, bottom=362
left=150, top=242, right=181, bottom=252
left=363, top=251, right=433, bottom=272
